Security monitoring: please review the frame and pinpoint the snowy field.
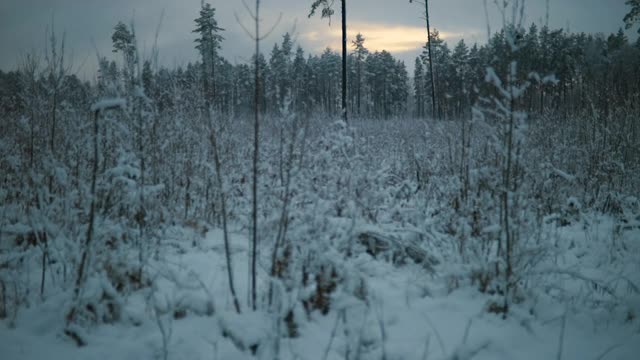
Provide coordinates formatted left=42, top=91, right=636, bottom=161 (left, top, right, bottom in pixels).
left=2, top=1, right=640, bottom=359
left=2, top=216, right=639, bottom=360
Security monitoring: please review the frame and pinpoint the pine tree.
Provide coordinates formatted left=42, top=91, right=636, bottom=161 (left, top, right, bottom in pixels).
left=142, top=60, right=153, bottom=95
left=267, top=33, right=294, bottom=114
left=452, top=39, right=470, bottom=117
left=252, top=53, right=269, bottom=115
left=112, top=21, right=137, bottom=89
left=352, top=33, right=368, bottom=117
left=392, top=60, right=409, bottom=117
left=292, top=46, right=309, bottom=113
left=414, top=58, right=425, bottom=118
left=193, top=2, right=224, bottom=108
left=193, top=1, right=240, bottom=314
left=624, top=0, right=640, bottom=33
left=268, top=43, right=282, bottom=113
left=420, top=29, right=448, bottom=119
left=607, top=28, right=629, bottom=52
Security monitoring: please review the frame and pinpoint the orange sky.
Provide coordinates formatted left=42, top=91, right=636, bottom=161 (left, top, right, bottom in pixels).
left=302, top=23, right=470, bottom=53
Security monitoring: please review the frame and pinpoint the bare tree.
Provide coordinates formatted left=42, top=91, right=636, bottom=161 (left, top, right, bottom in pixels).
left=44, top=22, right=70, bottom=161
left=66, top=100, right=125, bottom=345
left=341, top=0, right=347, bottom=123
left=410, top=0, right=437, bottom=120
left=194, top=1, right=241, bottom=314
left=251, top=1, right=260, bottom=311
left=210, top=120, right=241, bottom=314
left=235, top=0, right=281, bottom=311
left=309, top=0, right=348, bottom=123
left=19, top=53, right=41, bottom=170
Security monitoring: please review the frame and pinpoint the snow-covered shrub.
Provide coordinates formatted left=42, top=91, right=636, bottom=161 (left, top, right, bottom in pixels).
left=259, top=120, right=382, bottom=324
left=65, top=273, right=124, bottom=329
left=560, top=196, right=582, bottom=226
left=425, top=17, right=561, bottom=316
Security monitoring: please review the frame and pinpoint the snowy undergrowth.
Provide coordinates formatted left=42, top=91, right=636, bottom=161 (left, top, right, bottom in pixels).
left=1, top=215, right=639, bottom=360
left=1, top=118, right=639, bottom=359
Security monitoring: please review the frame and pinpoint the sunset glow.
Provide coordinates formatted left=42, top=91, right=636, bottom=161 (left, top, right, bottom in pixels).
left=303, top=23, right=466, bottom=53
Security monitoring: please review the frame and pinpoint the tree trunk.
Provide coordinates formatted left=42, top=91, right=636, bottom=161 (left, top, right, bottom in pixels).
left=210, top=121, right=241, bottom=314
left=251, top=0, right=261, bottom=311
left=341, top=0, right=348, bottom=123
left=67, top=109, right=100, bottom=329
left=425, top=0, right=437, bottom=120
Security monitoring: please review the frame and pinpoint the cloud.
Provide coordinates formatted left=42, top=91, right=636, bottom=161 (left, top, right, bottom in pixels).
left=302, top=22, right=471, bottom=53
left=0, top=0, right=634, bottom=75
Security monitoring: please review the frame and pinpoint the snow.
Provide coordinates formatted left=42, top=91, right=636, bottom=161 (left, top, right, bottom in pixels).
left=90, top=99, right=126, bottom=112
left=1, top=217, right=639, bottom=360
left=552, top=168, right=576, bottom=182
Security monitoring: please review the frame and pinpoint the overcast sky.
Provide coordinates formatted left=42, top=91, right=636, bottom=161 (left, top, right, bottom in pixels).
left=0, top=0, right=636, bottom=79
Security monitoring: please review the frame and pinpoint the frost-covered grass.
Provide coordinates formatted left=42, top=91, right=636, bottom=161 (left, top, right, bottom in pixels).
left=1, top=113, right=639, bottom=359
left=1, top=215, right=639, bottom=360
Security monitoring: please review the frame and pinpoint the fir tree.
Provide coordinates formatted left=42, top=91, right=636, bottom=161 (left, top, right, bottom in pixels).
left=352, top=33, right=368, bottom=117
left=624, top=0, right=640, bottom=33
left=193, top=2, right=224, bottom=107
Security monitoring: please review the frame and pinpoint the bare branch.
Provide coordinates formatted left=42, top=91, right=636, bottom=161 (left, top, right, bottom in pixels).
left=259, top=12, right=283, bottom=41
left=235, top=12, right=257, bottom=40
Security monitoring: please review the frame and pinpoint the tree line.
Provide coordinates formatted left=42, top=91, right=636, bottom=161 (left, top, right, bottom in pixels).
left=415, top=26, right=640, bottom=120
left=2, top=29, right=639, bottom=123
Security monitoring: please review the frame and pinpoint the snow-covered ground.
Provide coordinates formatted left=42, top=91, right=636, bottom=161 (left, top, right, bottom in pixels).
left=1, top=215, right=639, bottom=360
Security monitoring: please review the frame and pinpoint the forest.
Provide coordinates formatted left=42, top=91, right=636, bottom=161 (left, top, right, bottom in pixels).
left=0, top=0, right=639, bottom=359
